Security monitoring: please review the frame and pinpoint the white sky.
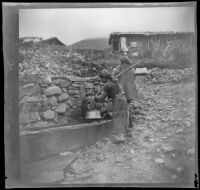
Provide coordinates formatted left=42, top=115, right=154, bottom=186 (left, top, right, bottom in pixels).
left=19, top=6, right=196, bottom=45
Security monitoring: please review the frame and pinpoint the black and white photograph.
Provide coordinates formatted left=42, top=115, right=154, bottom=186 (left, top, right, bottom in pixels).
left=3, top=2, right=198, bottom=188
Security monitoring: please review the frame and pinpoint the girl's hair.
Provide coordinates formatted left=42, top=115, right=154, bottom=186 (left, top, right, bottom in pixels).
left=120, top=56, right=132, bottom=65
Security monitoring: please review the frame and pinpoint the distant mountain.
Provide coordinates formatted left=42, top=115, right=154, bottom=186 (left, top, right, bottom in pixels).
left=68, top=38, right=109, bottom=50
left=19, top=36, right=66, bottom=47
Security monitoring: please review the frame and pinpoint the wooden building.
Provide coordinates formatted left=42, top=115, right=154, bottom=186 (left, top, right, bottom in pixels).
left=108, top=32, right=194, bottom=58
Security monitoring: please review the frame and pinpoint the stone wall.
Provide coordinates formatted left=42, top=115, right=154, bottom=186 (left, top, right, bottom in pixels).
left=19, top=74, right=113, bottom=130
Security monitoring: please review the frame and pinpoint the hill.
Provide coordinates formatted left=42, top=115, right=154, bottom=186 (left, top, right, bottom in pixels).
left=68, top=38, right=109, bottom=50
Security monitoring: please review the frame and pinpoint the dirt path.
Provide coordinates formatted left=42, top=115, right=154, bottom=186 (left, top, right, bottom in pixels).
left=60, top=79, right=196, bottom=186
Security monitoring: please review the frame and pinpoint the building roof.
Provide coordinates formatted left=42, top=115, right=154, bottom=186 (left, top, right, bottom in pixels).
left=108, top=31, right=194, bottom=44
left=110, top=31, right=193, bottom=36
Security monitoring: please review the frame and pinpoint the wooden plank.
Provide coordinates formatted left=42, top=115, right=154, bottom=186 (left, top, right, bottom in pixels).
left=51, top=75, right=98, bottom=82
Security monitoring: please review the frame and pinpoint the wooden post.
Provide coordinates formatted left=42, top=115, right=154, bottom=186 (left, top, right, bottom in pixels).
left=141, top=49, right=143, bottom=60
left=80, top=85, right=86, bottom=118
left=3, top=5, right=20, bottom=187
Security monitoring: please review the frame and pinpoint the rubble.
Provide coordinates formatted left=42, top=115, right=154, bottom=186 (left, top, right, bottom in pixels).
left=154, top=158, right=165, bottom=164
left=19, top=45, right=108, bottom=78
left=147, top=68, right=194, bottom=84
left=162, top=146, right=175, bottom=152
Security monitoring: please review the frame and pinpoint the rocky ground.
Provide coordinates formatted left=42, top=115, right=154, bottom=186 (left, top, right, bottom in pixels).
left=60, top=75, right=196, bottom=187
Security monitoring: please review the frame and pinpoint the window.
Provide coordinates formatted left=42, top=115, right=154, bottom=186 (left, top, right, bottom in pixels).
left=131, top=41, right=142, bottom=48
left=131, top=42, right=137, bottom=47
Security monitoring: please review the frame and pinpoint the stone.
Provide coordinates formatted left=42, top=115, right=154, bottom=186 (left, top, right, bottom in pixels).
left=71, top=83, right=81, bottom=88
left=176, top=167, right=184, bottom=173
left=177, top=129, right=183, bottom=134
left=156, top=148, right=160, bottom=153
left=68, top=89, right=80, bottom=95
left=55, top=103, right=67, bottom=113
left=187, top=98, right=193, bottom=102
left=85, top=82, right=94, bottom=89
left=19, top=112, right=41, bottom=124
left=160, top=154, right=165, bottom=158
left=60, top=80, right=71, bottom=88
left=54, top=79, right=66, bottom=85
left=112, top=134, right=125, bottom=143
left=68, top=86, right=79, bottom=90
left=66, top=98, right=74, bottom=107
left=98, top=154, right=105, bottom=161
left=162, top=146, right=175, bottom=152
left=58, top=93, right=70, bottom=102
left=115, top=157, right=122, bottom=163
left=70, top=99, right=82, bottom=107
left=44, top=86, right=62, bottom=96
left=171, top=153, right=176, bottom=158
left=186, top=148, right=195, bottom=155
left=74, top=94, right=80, bottom=98
left=42, top=110, right=55, bottom=120
left=19, top=85, right=41, bottom=98
left=130, top=149, right=135, bottom=154
left=19, top=75, right=35, bottom=86
left=37, top=76, right=52, bottom=86
left=21, top=102, right=41, bottom=112
left=49, top=96, right=58, bottom=107
left=185, top=121, right=191, bottom=128
left=22, top=83, right=35, bottom=88
left=85, top=89, right=93, bottom=96
left=154, top=158, right=165, bottom=164
left=62, top=88, right=68, bottom=93
left=149, top=138, right=155, bottom=142
left=59, top=151, right=74, bottom=157
left=20, top=96, right=43, bottom=104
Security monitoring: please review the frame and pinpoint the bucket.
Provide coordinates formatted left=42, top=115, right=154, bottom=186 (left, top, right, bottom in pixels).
left=85, top=110, right=102, bottom=119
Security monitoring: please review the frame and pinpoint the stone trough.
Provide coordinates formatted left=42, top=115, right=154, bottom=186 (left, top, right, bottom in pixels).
left=20, top=120, right=112, bottom=184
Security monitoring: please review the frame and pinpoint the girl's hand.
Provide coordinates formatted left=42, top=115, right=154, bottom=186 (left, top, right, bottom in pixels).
left=112, top=76, right=118, bottom=81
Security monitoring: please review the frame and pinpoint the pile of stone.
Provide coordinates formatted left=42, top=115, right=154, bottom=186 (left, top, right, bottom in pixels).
left=19, top=45, right=106, bottom=78
left=148, top=68, right=194, bottom=83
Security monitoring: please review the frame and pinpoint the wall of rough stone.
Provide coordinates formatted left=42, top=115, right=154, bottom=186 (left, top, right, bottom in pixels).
left=19, top=74, right=113, bottom=130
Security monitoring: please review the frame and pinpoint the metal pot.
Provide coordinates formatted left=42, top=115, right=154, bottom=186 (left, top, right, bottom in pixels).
left=85, top=110, right=101, bottom=119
